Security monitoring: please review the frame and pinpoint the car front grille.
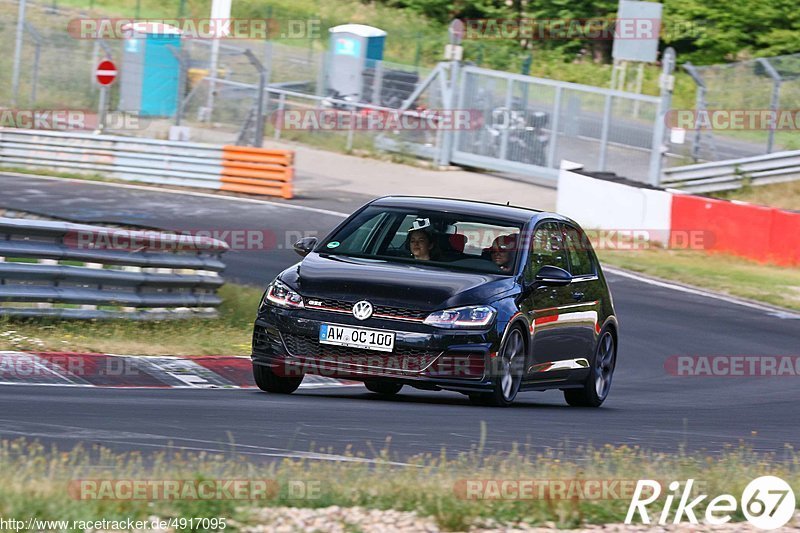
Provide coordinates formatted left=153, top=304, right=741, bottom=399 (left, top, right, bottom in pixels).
left=304, top=297, right=428, bottom=322
left=281, top=332, right=440, bottom=373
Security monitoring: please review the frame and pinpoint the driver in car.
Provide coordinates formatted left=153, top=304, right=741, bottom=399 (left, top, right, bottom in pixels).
left=407, top=218, right=440, bottom=261
left=490, top=234, right=518, bottom=273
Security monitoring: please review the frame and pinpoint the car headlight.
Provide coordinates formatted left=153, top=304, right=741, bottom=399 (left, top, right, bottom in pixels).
left=423, top=305, right=496, bottom=329
left=262, top=280, right=304, bottom=309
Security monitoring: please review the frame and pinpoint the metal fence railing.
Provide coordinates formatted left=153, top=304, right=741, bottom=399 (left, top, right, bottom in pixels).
left=451, top=65, right=664, bottom=182
left=0, top=217, right=229, bottom=320
left=662, top=150, right=800, bottom=193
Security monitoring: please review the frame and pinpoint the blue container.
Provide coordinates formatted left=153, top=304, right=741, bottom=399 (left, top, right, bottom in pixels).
left=119, top=23, right=182, bottom=117
left=327, top=24, right=387, bottom=101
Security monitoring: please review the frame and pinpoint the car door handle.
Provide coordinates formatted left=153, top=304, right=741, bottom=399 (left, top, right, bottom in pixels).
left=571, top=291, right=584, bottom=301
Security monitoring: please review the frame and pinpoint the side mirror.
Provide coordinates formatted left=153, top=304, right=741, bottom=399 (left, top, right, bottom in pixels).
left=293, top=237, right=318, bottom=258
left=534, top=265, right=573, bottom=287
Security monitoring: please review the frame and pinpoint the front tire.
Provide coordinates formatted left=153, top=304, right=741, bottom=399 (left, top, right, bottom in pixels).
left=364, top=381, right=403, bottom=396
left=479, top=327, right=525, bottom=407
left=564, top=329, right=616, bottom=407
left=253, top=363, right=303, bottom=394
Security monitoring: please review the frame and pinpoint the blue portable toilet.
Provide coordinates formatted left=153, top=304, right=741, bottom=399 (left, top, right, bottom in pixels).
left=119, top=22, right=182, bottom=117
left=327, top=24, right=386, bottom=101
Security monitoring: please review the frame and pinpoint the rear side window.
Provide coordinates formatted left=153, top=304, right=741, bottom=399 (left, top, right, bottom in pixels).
left=564, top=225, right=595, bottom=277
left=525, top=221, right=569, bottom=281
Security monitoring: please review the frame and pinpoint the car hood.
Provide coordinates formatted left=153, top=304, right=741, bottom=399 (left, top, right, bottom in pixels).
left=280, top=253, right=517, bottom=311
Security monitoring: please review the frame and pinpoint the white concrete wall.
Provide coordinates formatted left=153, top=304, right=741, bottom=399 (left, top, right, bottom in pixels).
left=556, top=162, right=673, bottom=244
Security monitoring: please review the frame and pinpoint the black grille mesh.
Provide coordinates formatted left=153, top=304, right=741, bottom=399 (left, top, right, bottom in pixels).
left=306, top=298, right=428, bottom=321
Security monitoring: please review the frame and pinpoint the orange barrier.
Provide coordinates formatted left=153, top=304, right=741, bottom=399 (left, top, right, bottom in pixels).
left=220, top=146, right=294, bottom=199
left=671, top=194, right=800, bottom=266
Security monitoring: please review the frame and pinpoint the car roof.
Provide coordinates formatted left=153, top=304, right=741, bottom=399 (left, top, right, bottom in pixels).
left=369, top=196, right=543, bottom=223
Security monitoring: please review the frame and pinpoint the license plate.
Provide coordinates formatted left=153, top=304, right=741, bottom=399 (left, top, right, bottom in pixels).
left=319, top=324, right=395, bottom=352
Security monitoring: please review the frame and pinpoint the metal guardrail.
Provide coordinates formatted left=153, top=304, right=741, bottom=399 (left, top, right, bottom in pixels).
left=662, top=151, right=800, bottom=193
left=0, top=129, right=295, bottom=198
left=0, top=217, right=229, bottom=320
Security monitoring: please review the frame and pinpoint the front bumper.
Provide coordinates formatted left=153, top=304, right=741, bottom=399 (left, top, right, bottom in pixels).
left=251, top=304, right=502, bottom=392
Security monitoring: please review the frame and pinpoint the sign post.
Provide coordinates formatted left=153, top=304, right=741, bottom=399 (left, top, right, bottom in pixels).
left=95, top=59, right=117, bottom=132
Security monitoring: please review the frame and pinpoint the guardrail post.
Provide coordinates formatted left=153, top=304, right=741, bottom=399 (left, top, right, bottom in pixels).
left=371, top=60, right=384, bottom=105
left=10, top=0, right=26, bottom=107
left=97, top=86, right=109, bottom=133
left=167, top=45, right=188, bottom=127
left=243, top=49, right=267, bottom=147
left=546, top=86, right=562, bottom=168
left=498, top=81, right=514, bottom=161
left=23, top=22, right=43, bottom=106
left=274, top=94, right=286, bottom=140
left=683, top=62, right=707, bottom=163
left=437, top=61, right=459, bottom=167
left=757, top=58, right=782, bottom=154
left=346, top=111, right=355, bottom=152
left=649, top=47, right=676, bottom=187
left=597, top=94, right=613, bottom=171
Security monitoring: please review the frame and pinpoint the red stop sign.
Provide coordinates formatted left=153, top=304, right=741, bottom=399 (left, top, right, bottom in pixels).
left=95, top=60, right=118, bottom=86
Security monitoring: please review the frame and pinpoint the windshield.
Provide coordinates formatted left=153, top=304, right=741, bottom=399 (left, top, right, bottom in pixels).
left=319, top=206, right=524, bottom=275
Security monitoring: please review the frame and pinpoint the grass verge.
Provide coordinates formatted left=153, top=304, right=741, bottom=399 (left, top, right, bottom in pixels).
left=598, top=248, right=800, bottom=312
left=0, top=284, right=261, bottom=355
left=0, top=438, right=797, bottom=531
left=711, top=180, right=800, bottom=212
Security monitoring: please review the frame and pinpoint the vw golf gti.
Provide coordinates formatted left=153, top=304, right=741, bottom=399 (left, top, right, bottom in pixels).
left=252, top=196, right=618, bottom=407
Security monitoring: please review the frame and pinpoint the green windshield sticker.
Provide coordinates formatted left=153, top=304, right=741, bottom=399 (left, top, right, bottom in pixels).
left=327, top=241, right=340, bottom=248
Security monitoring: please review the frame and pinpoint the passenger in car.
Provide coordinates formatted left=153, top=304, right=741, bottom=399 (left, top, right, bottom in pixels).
left=490, top=234, right=518, bottom=272
left=407, top=217, right=440, bottom=261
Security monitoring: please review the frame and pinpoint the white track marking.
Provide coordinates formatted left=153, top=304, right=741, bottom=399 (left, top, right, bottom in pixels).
left=0, top=420, right=416, bottom=466
left=604, top=266, right=800, bottom=319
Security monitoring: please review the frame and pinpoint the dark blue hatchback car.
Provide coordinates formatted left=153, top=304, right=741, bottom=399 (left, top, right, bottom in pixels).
left=252, top=196, right=618, bottom=407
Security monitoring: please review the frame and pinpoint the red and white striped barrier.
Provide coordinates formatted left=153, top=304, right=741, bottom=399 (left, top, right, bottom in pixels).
left=557, top=162, right=800, bottom=266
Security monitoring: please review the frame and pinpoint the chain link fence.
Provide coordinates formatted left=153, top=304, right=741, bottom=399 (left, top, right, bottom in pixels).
left=451, top=66, right=662, bottom=181
left=0, top=0, right=117, bottom=111
left=679, top=53, right=800, bottom=163
left=2, top=0, right=670, bottom=184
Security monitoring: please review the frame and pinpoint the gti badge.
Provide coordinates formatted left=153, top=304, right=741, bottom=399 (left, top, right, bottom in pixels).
left=352, top=300, right=373, bottom=321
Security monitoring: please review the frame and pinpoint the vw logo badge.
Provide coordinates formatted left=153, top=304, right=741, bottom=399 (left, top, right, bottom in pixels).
left=352, top=300, right=373, bottom=321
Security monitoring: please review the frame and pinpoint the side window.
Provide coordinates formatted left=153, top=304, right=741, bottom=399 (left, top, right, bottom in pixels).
left=335, top=212, right=386, bottom=254
left=386, top=214, right=417, bottom=251
left=564, top=225, right=595, bottom=277
left=525, top=222, right=568, bottom=281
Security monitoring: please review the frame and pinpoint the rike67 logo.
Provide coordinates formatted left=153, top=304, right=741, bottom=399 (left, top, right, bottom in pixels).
left=626, top=476, right=796, bottom=530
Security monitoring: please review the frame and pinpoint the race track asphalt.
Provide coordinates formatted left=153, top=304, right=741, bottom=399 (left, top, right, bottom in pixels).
left=1, top=174, right=799, bottom=461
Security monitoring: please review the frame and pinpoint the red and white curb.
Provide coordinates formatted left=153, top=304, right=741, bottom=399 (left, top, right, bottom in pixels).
left=0, top=352, right=358, bottom=389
